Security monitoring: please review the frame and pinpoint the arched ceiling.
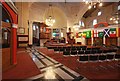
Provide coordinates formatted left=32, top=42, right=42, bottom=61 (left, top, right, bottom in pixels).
left=29, top=2, right=89, bottom=28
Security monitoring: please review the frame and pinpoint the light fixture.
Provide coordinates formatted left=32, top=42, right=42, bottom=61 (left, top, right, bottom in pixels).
left=83, top=0, right=103, bottom=9
left=109, top=2, right=120, bottom=25
left=88, top=5, right=92, bottom=9
left=45, top=4, right=55, bottom=27
left=99, top=2, right=103, bottom=7
left=110, top=16, right=119, bottom=24
left=98, top=11, right=102, bottom=16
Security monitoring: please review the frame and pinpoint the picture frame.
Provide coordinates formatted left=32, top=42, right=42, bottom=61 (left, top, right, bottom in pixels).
left=19, top=27, right=25, bottom=34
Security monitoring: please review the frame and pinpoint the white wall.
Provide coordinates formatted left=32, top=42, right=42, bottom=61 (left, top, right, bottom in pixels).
left=16, top=2, right=29, bottom=35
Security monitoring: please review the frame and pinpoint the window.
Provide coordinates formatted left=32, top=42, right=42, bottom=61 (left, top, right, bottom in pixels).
left=79, top=21, right=85, bottom=27
left=33, top=25, right=36, bottom=30
left=98, top=11, right=102, bottom=16
left=93, top=19, right=97, bottom=26
left=61, top=32, right=63, bottom=37
left=118, top=5, right=120, bottom=10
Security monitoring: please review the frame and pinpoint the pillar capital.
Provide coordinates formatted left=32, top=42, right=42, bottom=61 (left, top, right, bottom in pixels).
left=12, top=23, right=18, bottom=28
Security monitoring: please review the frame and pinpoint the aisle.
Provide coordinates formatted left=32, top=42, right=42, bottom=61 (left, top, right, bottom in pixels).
left=27, top=47, right=88, bottom=81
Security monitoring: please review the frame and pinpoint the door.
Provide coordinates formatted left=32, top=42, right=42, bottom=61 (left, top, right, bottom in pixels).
left=32, top=22, right=40, bottom=46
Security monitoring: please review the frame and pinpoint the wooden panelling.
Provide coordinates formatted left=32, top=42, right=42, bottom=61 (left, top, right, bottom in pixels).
left=93, top=37, right=103, bottom=46
left=2, top=48, right=12, bottom=71
left=1, top=21, right=11, bottom=28
left=86, top=38, right=91, bottom=46
left=106, top=37, right=117, bottom=46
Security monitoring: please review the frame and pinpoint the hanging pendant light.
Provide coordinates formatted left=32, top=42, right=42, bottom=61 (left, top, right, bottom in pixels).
left=45, top=4, right=55, bottom=27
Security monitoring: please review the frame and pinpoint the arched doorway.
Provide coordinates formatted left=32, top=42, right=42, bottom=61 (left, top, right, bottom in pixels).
left=1, top=6, right=12, bottom=71
left=1, top=1, right=18, bottom=71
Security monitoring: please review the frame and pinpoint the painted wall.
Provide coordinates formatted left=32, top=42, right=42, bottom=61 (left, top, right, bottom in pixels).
left=16, top=2, right=29, bottom=35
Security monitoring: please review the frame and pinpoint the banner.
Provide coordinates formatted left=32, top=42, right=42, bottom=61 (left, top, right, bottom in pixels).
left=76, top=32, right=83, bottom=38
left=76, top=33, right=78, bottom=38
left=82, top=32, right=86, bottom=38
left=104, top=29, right=110, bottom=37
left=78, top=32, right=83, bottom=38
left=109, top=28, right=116, bottom=37
left=93, top=30, right=98, bottom=37
left=86, top=31, right=91, bottom=38
left=98, top=32, right=104, bottom=38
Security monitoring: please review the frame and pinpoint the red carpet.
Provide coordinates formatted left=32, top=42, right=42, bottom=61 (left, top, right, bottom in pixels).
left=37, top=48, right=120, bottom=81
left=2, top=50, right=41, bottom=80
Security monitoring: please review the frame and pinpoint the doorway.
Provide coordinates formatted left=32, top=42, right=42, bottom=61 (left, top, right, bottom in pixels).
left=32, top=22, right=40, bottom=46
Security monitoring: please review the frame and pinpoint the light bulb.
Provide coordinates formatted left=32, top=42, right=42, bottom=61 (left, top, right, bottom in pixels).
left=94, top=5, right=96, bottom=8
left=99, top=3, right=103, bottom=7
left=117, top=18, right=119, bottom=20
left=88, top=5, right=92, bottom=9
left=113, top=18, right=116, bottom=20
left=110, top=18, right=113, bottom=21
left=115, top=20, right=118, bottom=24
left=85, top=1, right=89, bottom=4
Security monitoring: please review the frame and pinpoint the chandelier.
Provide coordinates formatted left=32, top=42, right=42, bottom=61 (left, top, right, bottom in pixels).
left=45, top=4, right=55, bottom=27
left=83, top=0, right=103, bottom=9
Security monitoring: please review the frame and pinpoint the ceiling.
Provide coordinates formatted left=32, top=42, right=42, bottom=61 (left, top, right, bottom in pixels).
left=83, top=2, right=115, bottom=18
left=11, top=0, right=120, bottom=2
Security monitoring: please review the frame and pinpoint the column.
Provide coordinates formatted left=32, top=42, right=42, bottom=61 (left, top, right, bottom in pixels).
left=11, top=23, right=18, bottom=65
left=118, top=37, right=120, bottom=46
left=103, top=36, right=106, bottom=44
left=29, top=21, right=33, bottom=46
left=91, top=37, right=94, bottom=46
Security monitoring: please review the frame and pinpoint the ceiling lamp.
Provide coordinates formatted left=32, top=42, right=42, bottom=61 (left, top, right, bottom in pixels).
left=83, top=0, right=103, bottom=9
left=109, top=3, right=120, bottom=25
left=110, top=15, right=119, bottom=24
left=45, top=4, right=55, bottom=27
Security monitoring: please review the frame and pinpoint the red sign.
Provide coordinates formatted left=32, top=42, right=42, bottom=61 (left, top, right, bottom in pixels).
left=94, top=22, right=108, bottom=28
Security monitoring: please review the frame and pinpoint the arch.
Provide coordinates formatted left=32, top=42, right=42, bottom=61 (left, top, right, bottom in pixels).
left=1, top=1, right=18, bottom=65
left=2, top=6, right=12, bottom=23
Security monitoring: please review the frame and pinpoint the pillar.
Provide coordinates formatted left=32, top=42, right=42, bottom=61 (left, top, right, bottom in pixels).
left=118, top=37, right=120, bottom=46
left=103, top=36, right=106, bottom=45
left=91, top=37, right=94, bottom=45
left=29, top=21, right=33, bottom=46
left=11, top=23, right=17, bottom=65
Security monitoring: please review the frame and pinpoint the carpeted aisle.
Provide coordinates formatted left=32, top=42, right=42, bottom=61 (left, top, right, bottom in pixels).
left=2, top=50, right=41, bottom=80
